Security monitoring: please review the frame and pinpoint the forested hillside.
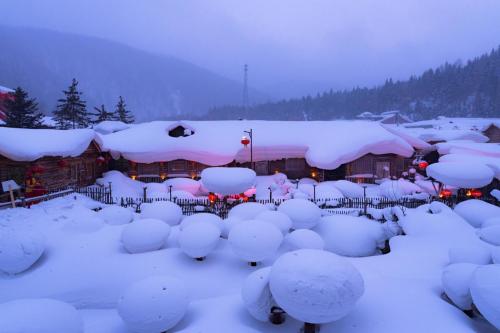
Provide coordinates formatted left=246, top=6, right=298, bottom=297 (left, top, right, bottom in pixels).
left=204, top=47, right=500, bottom=120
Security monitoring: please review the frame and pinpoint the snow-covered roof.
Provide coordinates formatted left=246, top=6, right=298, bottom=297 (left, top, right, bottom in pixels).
left=98, top=120, right=418, bottom=170
left=400, top=127, right=489, bottom=143
left=404, top=117, right=500, bottom=131
left=94, top=121, right=130, bottom=135
left=0, top=128, right=96, bottom=161
left=0, top=85, right=14, bottom=93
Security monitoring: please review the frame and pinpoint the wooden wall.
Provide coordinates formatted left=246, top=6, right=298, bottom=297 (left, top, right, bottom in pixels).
left=483, top=125, right=500, bottom=143
left=345, top=153, right=413, bottom=182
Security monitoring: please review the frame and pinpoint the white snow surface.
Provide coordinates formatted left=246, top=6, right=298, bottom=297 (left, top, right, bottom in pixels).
left=426, top=162, right=494, bottom=188
left=470, top=265, right=500, bottom=330
left=164, top=177, right=201, bottom=195
left=442, top=263, right=478, bottom=310
left=477, top=226, right=500, bottom=246
left=228, top=202, right=270, bottom=220
left=0, top=127, right=95, bottom=161
left=98, top=120, right=416, bottom=169
left=93, top=121, right=130, bottom=135
left=241, top=267, right=275, bottom=322
left=269, top=249, right=364, bottom=324
left=98, top=206, right=134, bottom=225
left=256, top=210, right=293, bottom=235
left=178, top=222, right=220, bottom=259
left=454, top=200, right=500, bottom=228
left=448, top=245, right=491, bottom=265
left=140, top=201, right=183, bottom=226
left=179, top=213, right=223, bottom=232
left=0, top=298, right=83, bottom=333
left=282, top=229, right=325, bottom=251
left=121, top=219, right=171, bottom=254
left=117, top=275, right=189, bottom=333
left=201, top=167, right=256, bottom=195
left=0, top=228, right=45, bottom=274
left=277, top=199, right=322, bottom=229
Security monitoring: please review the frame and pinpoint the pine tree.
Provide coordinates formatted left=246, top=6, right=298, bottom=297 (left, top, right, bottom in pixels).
left=53, top=79, right=90, bottom=129
left=91, top=104, right=114, bottom=124
left=113, top=96, right=134, bottom=123
left=3, top=87, right=43, bottom=128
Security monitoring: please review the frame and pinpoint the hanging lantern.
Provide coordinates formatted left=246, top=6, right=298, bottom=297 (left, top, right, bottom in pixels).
left=439, top=189, right=452, bottom=198
left=470, top=189, right=482, bottom=198
left=208, top=192, right=217, bottom=203
left=418, top=161, right=429, bottom=170
left=57, top=159, right=69, bottom=168
left=160, top=172, right=167, bottom=180
left=241, top=136, right=250, bottom=147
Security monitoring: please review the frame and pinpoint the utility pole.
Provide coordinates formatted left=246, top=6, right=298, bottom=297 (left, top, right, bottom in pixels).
left=242, top=64, right=249, bottom=108
left=244, top=128, right=253, bottom=170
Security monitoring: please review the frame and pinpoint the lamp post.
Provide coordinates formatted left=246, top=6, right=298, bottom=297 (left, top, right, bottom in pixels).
left=242, top=129, right=253, bottom=170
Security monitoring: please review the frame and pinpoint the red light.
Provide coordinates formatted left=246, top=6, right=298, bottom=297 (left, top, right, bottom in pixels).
left=439, top=189, right=452, bottom=198
left=470, top=189, right=482, bottom=198
left=208, top=193, right=217, bottom=203
left=418, top=161, right=429, bottom=170
left=241, top=136, right=250, bottom=147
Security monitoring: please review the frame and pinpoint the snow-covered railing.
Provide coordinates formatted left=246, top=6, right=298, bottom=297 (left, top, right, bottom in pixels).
left=0, top=187, right=75, bottom=210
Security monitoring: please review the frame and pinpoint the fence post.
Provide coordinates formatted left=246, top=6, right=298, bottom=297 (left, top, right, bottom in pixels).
left=108, top=182, right=112, bottom=201
left=362, top=186, right=367, bottom=216
left=268, top=186, right=272, bottom=202
left=169, top=185, right=173, bottom=201
left=143, top=186, right=147, bottom=201
left=313, top=184, right=317, bottom=203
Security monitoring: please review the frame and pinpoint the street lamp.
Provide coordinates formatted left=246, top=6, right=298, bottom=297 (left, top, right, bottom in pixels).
left=242, top=128, right=254, bottom=170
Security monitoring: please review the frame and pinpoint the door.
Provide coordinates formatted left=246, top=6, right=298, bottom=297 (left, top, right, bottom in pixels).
left=375, top=161, right=391, bottom=179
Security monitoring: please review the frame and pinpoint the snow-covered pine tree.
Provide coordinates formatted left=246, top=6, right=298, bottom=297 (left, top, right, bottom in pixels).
left=91, top=104, right=114, bottom=124
left=53, top=79, right=90, bottom=129
left=3, top=87, right=44, bottom=128
left=113, top=96, right=134, bottom=124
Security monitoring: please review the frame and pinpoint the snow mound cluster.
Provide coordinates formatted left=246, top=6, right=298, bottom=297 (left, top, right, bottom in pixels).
left=228, top=220, right=283, bottom=263
left=179, top=222, right=221, bottom=259
left=140, top=201, right=183, bottom=226
left=269, top=249, right=364, bottom=324
left=314, top=215, right=385, bottom=257
left=0, top=228, right=45, bottom=274
left=117, top=276, right=190, bottom=333
left=201, top=167, right=256, bottom=195
left=0, top=298, right=83, bottom=333
left=278, top=199, right=322, bottom=229
left=121, top=219, right=171, bottom=253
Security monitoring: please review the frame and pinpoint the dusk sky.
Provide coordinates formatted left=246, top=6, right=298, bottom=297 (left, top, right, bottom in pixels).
left=2, top=0, right=500, bottom=98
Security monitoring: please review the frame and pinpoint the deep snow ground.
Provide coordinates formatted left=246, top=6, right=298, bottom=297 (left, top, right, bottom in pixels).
left=0, top=195, right=497, bottom=332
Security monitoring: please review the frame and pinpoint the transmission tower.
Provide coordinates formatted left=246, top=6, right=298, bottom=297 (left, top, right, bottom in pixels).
left=242, top=64, right=249, bottom=108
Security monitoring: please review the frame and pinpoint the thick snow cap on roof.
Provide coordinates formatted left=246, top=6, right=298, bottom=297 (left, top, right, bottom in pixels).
left=99, top=120, right=416, bottom=170
left=0, top=128, right=95, bottom=161
left=0, top=85, right=14, bottom=93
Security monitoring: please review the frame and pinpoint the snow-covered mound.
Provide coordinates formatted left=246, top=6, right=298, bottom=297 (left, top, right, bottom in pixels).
left=477, top=225, right=500, bottom=246
left=282, top=229, right=325, bottom=251
left=470, top=265, right=500, bottom=330
left=314, top=216, right=385, bottom=257
left=62, top=216, right=104, bottom=233
left=117, top=276, right=189, bottom=333
left=179, top=222, right=221, bottom=259
left=170, top=190, right=196, bottom=200
left=98, top=205, right=134, bottom=225
left=140, top=201, right=183, bottom=226
left=427, top=162, right=494, bottom=188
left=0, top=298, right=83, bottom=333
left=179, top=213, right=222, bottom=232
left=256, top=210, right=293, bottom=235
left=94, top=120, right=130, bottom=134
left=327, top=180, right=364, bottom=198
left=0, top=127, right=95, bottom=161
left=442, top=263, right=478, bottom=310
left=448, top=245, right=491, bottom=265
left=484, top=217, right=500, bottom=228
left=454, top=200, right=500, bottom=228
left=228, top=202, right=270, bottom=220
left=0, top=228, right=45, bottom=274
left=97, top=170, right=143, bottom=198
left=269, top=249, right=364, bottom=324
left=241, top=267, right=276, bottom=322
left=121, top=219, right=171, bottom=253
left=278, top=199, right=322, bottom=229
left=164, top=177, right=201, bottom=195
left=379, top=179, right=425, bottom=199
left=228, top=220, right=283, bottom=263
left=298, top=183, right=344, bottom=202
left=201, top=167, right=256, bottom=195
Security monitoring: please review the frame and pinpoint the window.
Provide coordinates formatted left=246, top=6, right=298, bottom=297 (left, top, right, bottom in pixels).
left=138, top=163, right=160, bottom=175
left=285, top=158, right=305, bottom=170
left=169, top=160, right=187, bottom=172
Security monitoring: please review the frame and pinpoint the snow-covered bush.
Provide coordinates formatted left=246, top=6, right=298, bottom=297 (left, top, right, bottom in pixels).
left=164, top=177, right=200, bottom=195
left=228, top=202, right=269, bottom=220
left=379, top=179, right=424, bottom=199
left=298, top=178, right=318, bottom=185
left=314, top=215, right=385, bottom=257
left=241, top=267, right=276, bottom=321
left=201, top=167, right=256, bottom=195
left=121, top=219, right=171, bottom=253
left=256, top=210, right=292, bottom=235
left=269, top=249, right=364, bottom=324
left=179, top=222, right=221, bottom=260
left=98, top=205, right=134, bottom=225
left=0, top=228, right=45, bottom=274
left=448, top=245, right=491, bottom=265
left=454, top=199, right=500, bottom=228
left=277, top=199, right=322, bottom=229
left=477, top=225, right=500, bottom=246
left=427, top=162, right=494, bottom=189
left=220, top=216, right=243, bottom=239
left=282, top=229, right=324, bottom=251
left=170, top=190, right=196, bottom=200
left=140, top=201, right=183, bottom=226
left=228, top=220, right=283, bottom=264
left=470, top=265, right=500, bottom=330
left=117, top=276, right=189, bottom=333
left=327, top=180, right=364, bottom=198
left=179, top=213, right=222, bottom=232
left=442, top=263, right=478, bottom=310
left=0, top=298, right=83, bottom=333
left=62, top=216, right=104, bottom=233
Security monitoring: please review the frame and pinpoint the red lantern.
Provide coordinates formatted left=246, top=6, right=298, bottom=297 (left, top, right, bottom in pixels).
left=418, top=161, right=429, bottom=170
left=241, top=136, right=250, bottom=147
left=439, top=189, right=452, bottom=198
left=96, top=156, right=106, bottom=165
left=57, top=159, right=69, bottom=168
left=208, top=192, right=217, bottom=203
left=470, top=189, right=482, bottom=198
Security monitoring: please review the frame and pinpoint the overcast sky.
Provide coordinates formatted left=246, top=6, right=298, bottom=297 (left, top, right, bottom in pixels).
left=2, top=0, right=500, bottom=99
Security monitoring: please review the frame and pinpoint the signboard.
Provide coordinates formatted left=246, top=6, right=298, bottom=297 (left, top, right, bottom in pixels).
left=2, top=180, right=20, bottom=192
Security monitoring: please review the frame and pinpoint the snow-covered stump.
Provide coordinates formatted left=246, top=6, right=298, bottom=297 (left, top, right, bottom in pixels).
left=277, top=199, right=322, bottom=229
left=269, top=249, right=364, bottom=330
left=178, top=222, right=221, bottom=261
left=201, top=167, right=256, bottom=196
left=121, top=219, right=171, bottom=254
left=140, top=201, right=183, bottom=226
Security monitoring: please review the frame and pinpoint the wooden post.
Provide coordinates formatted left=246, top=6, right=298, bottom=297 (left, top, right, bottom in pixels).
left=304, top=323, right=316, bottom=333
left=143, top=186, right=147, bottom=202
left=8, top=185, right=16, bottom=208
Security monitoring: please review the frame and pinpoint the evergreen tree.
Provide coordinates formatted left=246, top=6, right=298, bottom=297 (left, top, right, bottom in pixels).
left=113, top=96, right=134, bottom=123
left=91, top=104, right=114, bottom=124
left=3, top=87, right=43, bottom=128
left=53, top=79, right=90, bottom=129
